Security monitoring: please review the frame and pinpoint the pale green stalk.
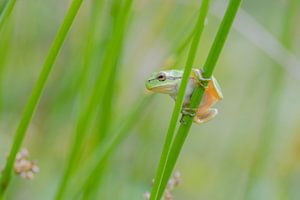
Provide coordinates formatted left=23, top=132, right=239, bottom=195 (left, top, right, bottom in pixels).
left=152, top=0, right=242, bottom=199
left=60, top=18, right=195, bottom=197
left=149, top=1, right=210, bottom=199
left=0, top=21, right=10, bottom=115
left=0, top=0, right=84, bottom=197
left=82, top=0, right=134, bottom=197
left=244, top=0, right=298, bottom=199
left=60, top=96, right=152, bottom=198
left=55, top=0, right=134, bottom=198
left=0, top=0, right=15, bottom=32
left=95, top=0, right=132, bottom=142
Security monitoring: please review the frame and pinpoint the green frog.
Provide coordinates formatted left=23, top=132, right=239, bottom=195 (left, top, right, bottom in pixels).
left=145, top=69, right=223, bottom=124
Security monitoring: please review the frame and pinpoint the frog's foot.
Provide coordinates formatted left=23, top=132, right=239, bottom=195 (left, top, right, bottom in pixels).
left=180, top=108, right=198, bottom=125
left=194, top=69, right=211, bottom=89
left=194, top=108, right=218, bottom=125
left=181, top=107, right=197, bottom=117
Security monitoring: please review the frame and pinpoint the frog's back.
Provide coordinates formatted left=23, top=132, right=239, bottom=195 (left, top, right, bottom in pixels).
left=209, top=76, right=223, bottom=100
left=190, top=68, right=223, bottom=100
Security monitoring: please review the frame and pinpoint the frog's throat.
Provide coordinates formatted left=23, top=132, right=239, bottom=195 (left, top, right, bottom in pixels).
left=149, top=85, right=177, bottom=94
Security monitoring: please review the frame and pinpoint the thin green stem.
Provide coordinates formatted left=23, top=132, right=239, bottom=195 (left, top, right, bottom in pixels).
left=0, top=0, right=16, bottom=32
left=0, top=22, right=10, bottom=116
left=55, top=0, right=133, bottom=198
left=150, top=0, right=210, bottom=199
left=0, top=0, right=84, bottom=197
left=0, top=0, right=7, bottom=14
left=77, top=0, right=105, bottom=104
left=64, top=19, right=197, bottom=197
left=95, top=0, right=132, bottom=141
left=61, top=96, right=152, bottom=198
left=244, top=0, right=298, bottom=199
left=153, top=0, right=242, bottom=199
left=82, top=0, right=134, bottom=197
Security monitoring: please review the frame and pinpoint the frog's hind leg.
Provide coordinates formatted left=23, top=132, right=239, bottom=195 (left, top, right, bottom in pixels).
left=194, top=108, right=218, bottom=125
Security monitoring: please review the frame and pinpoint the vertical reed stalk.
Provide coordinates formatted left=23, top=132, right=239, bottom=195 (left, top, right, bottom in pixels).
left=0, top=0, right=16, bottom=32
left=55, top=0, right=134, bottom=198
left=244, top=0, right=298, bottom=199
left=0, top=0, right=84, bottom=198
left=150, top=0, right=242, bottom=199
left=150, top=0, right=211, bottom=199
left=82, top=0, right=133, bottom=197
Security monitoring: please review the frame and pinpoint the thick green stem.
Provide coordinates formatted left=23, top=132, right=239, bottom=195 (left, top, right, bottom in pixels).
left=150, top=0, right=211, bottom=199
left=152, top=0, right=242, bottom=199
left=0, top=0, right=84, bottom=197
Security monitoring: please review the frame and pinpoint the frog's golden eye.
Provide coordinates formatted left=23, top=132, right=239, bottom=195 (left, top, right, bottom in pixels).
left=157, top=73, right=166, bottom=81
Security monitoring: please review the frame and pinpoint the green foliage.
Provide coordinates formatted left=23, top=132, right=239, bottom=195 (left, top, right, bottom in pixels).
left=0, top=0, right=16, bottom=32
left=0, top=0, right=299, bottom=199
left=0, top=0, right=84, bottom=197
left=150, top=0, right=211, bottom=199
left=150, top=0, right=242, bottom=199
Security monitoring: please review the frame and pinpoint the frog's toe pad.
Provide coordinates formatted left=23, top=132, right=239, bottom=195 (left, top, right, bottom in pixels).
left=194, top=108, right=218, bottom=125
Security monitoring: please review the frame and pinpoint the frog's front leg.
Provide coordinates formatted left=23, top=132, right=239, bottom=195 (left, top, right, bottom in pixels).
left=194, top=108, right=218, bottom=125
left=181, top=107, right=197, bottom=117
left=193, top=69, right=211, bottom=89
left=180, top=107, right=197, bottom=125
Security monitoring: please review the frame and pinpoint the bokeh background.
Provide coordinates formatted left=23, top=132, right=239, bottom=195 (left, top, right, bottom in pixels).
left=0, top=0, right=300, bottom=199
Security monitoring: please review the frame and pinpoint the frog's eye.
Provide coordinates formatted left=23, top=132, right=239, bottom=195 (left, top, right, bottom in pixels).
left=157, top=73, right=166, bottom=81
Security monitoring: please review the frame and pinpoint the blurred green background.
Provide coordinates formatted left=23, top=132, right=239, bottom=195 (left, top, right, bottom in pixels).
left=0, top=0, right=300, bottom=199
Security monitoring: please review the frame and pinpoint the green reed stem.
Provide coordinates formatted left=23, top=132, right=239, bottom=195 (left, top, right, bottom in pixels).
left=152, top=0, right=242, bottom=199
left=64, top=18, right=196, bottom=197
left=81, top=0, right=133, bottom=197
left=95, top=0, right=132, bottom=142
left=0, top=0, right=84, bottom=198
left=0, top=0, right=16, bottom=32
left=55, top=0, right=133, bottom=199
left=150, top=0, right=210, bottom=199
left=61, top=96, right=152, bottom=198
left=244, top=0, right=298, bottom=199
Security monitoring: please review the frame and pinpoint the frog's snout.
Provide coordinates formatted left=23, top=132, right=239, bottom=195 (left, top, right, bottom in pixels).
left=145, top=79, right=152, bottom=90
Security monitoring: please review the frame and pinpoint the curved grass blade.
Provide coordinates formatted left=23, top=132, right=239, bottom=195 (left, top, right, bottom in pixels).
left=54, top=0, right=134, bottom=199
left=60, top=20, right=195, bottom=197
left=0, top=0, right=84, bottom=197
left=150, top=0, right=211, bottom=199
left=81, top=0, right=134, bottom=197
left=211, top=2, right=300, bottom=79
left=244, top=0, right=299, bottom=198
left=153, top=0, right=242, bottom=199
left=0, top=0, right=16, bottom=32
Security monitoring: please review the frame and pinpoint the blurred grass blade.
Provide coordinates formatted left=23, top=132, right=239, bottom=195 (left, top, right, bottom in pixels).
left=244, top=0, right=298, bottom=198
left=0, top=0, right=16, bottom=32
left=61, top=96, right=152, bottom=198
left=0, top=0, right=84, bottom=197
left=153, top=0, right=242, bottom=199
left=0, top=23, right=11, bottom=115
left=82, top=0, right=134, bottom=197
left=64, top=19, right=196, bottom=196
left=77, top=0, right=105, bottom=104
left=150, top=0, right=211, bottom=199
left=55, top=0, right=133, bottom=199
left=211, top=2, right=300, bottom=79
left=0, top=0, right=8, bottom=15
left=94, top=0, right=133, bottom=143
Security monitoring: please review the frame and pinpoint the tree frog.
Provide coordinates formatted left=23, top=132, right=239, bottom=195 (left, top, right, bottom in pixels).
left=145, top=69, right=223, bottom=124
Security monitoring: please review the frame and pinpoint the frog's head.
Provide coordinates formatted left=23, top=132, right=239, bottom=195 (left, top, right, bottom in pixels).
left=145, top=70, right=182, bottom=94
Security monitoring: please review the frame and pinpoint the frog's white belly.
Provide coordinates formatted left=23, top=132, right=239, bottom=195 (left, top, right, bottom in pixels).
left=169, top=79, right=196, bottom=106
